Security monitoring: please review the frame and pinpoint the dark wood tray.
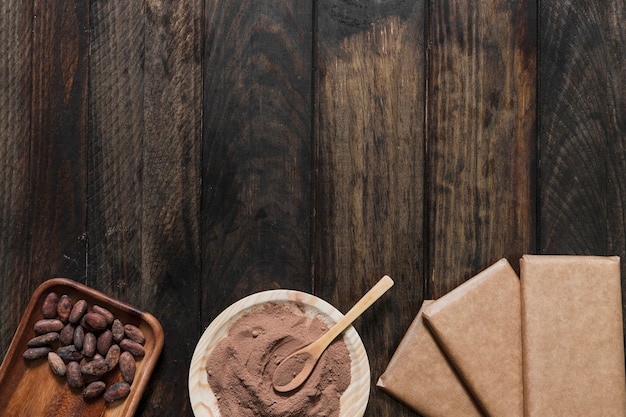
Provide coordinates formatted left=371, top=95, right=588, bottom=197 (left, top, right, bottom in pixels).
left=0, top=278, right=164, bottom=416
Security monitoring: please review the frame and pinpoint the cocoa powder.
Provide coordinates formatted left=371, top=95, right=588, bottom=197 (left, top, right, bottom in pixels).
left=205, top=302, right=351, bottom=417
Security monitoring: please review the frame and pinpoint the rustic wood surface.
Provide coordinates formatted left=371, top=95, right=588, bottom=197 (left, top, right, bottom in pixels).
left=0, top=1, right=624, bottom=416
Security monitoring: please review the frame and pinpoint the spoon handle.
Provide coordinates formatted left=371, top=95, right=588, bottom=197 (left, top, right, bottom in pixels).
left=313, top=275, right=394, bottom=356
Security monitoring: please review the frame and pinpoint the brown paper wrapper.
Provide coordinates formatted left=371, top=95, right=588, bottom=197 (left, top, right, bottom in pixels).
left=377, top=301, right=484, bottom=417
left=520, top=255, right=626, bottom=417
left=422, top=259, right=523, bottom=417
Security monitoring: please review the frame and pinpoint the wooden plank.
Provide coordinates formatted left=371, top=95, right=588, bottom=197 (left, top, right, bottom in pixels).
left=313, top=2, right=426, bottom=415
left=0, top=0, right=89, bottom=358
left=88, top=0, right=145, bottom=296
left=0, top=0, right=33, bottom=360
left=201, top=1, right=313, bottom=315
left=427, top=0, right=537, bottom=297
left=137, top=1, right=203, bottom=415
left=88, top=1, right=203, bottom=414
left=28, top=0, right=89, bottom=281
left=538, top=0, right=626, bottom=336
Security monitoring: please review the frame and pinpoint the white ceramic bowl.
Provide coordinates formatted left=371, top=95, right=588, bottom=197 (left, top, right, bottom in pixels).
left=188, top=289, right=370, bottom=417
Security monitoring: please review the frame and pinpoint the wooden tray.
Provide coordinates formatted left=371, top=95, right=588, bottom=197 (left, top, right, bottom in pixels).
left=0, top=278, right=164, bottom=417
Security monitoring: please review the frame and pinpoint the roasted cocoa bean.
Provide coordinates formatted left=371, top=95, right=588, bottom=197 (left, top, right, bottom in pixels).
left=41, top=292, right=59, bottom=318
left=23, top=346, right=51, bottom=360
left=97, top=329, right=113, bottom=356
left=82, top=332, right=96, bottom=357
left=73, top=325, right=85, bottom=350
left=105, top=344, right=121, bottom=369
left=111, top=319, right=125, bottom=342
left=66, top=361, right=83, bottom=389
left=69, top=299, right=88, bottom=324
left=93, top=305, right=114, bottom=325
left=82, top=312, right=107, bottom=332
left=34, top=319, right=64, bottom=334
left=48, top=351, right=66, bottom=376
left=33, top=291, right=145, bottom=406
left=83, top=381, right=106, bottom=400
left=103, top=381, right=131, bottom=403
left=57, top=295, right=72, bottom=323
left=120, top=338, right=145, bottom=357
left=123, top=324, right=146, bottom=345
left=59, top=323, right=75, bottom=345
left=119, top=351, right=136, bottom=384
left=80, top=357, right=109, bottom=376
left=57, top=345, right=83, bottom=363
left=27, top=332, right=59, bottom=347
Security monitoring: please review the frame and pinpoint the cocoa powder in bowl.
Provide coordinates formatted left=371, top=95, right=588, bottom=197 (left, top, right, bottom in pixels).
left=205, top=302, right=352, bottom=417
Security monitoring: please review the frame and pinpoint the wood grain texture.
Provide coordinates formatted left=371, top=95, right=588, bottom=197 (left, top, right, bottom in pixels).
left=427, top=0, right=536, bottom=297
left=0, top=0, right=89, bottom=358
left=539, top=0, right=626, bottom=340
left=314, top=2, right=426, bottom=415
left=88, top=0, right=202, bottom=414
left=88, top=0, right=145, bottom=297
left=138, top=1, right=203, bottom=414
left=201, top=1, right=313, bottom=316
left=0, top=0, right=624, bottom=416
left=539, top=0, right=625, bottom=254
left=0, top=0, right=33, bottom=359
left=29, top=0, right=89, bottom=280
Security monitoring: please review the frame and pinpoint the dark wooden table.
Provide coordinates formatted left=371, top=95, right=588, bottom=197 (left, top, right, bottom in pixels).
left=1, top=1, right=624, bottom=416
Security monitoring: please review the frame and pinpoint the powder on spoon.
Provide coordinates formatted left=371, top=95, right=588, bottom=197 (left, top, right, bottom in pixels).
left=205, top=302, right=352, bottom=417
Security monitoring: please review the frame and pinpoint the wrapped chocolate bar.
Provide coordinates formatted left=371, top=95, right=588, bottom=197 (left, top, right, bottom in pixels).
left=377, top=301, right=483, bottom=417
left=520, top=255, right=626, bottom=416
left=422, top=259, right=523, bottom=417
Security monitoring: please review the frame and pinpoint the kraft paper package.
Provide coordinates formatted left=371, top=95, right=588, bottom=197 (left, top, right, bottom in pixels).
left=377, top=301, right=484, bottom=417
left=422, top=259, right=523, bottom=417
left=520, top=255, right=626, bottom=417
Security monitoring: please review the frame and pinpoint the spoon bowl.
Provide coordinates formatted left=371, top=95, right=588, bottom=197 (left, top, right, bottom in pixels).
left=272, top=275, right=394, bottom=392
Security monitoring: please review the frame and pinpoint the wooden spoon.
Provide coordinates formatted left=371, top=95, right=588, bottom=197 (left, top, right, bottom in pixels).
left=272, top=275, right=394, bottom=392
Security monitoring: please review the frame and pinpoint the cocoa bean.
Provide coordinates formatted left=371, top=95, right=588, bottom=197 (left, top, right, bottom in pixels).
left=41, top=292, right=59, bottom=318
left=83, top=381, right=106, bottom=400
left=97, top=329, right=113, bottom=356
left=82, top=332, right=96, bottom=357
left=112, top=319, right=125, bottom=342
left=57, top=295, right=72, bottom=323
left=120, top=338, right=145, bottom=357
left=59, top=323, right=75, bottom=345
left=119, top=351, right=136, bottom=384
left=93, top=305, right=114, bottom=325
left=123, top=324, right=146, bottom=345
left=48, top=351, right=66, bottom=376
left=23, top=346, right=51, bottom=360
left=82, top=312, right=107, bottom=332
left=34, top=319, right=64, bottom=334
left=105, top=344, right=121, bottom=369
left=103, top=381, right=131, bottom=403
left=73, top=325, right=85, bottom=350
left=27, top=332, right=59, bottom=347
left=66, top=361, right=83, bottom=389
left=57, top=345, right=83, bottom=363
left=69, top=299, right=88, bottom=324
left=80, top=357, right=109, bottom=376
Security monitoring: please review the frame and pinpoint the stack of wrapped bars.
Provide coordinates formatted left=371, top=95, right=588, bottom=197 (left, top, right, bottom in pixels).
left=377, top=255, right=626, bottom=417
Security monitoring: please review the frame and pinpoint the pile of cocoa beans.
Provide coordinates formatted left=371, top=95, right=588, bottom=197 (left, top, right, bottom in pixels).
left=23, top=292, right=145, bottom=403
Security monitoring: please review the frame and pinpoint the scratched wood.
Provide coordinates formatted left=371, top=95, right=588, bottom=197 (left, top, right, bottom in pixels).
left=200, top=0, right=313, bottom=315
left=88, top=0, right=203, bottom=414
left=426, top=0, right=537, bottom=297
left=313, top=1, right=426, bottom=415
left=0, top=1, right=624, bottom=416
left=538, top=0, right=626, bottom=328
left=0, top=0, right=89, bottom=358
